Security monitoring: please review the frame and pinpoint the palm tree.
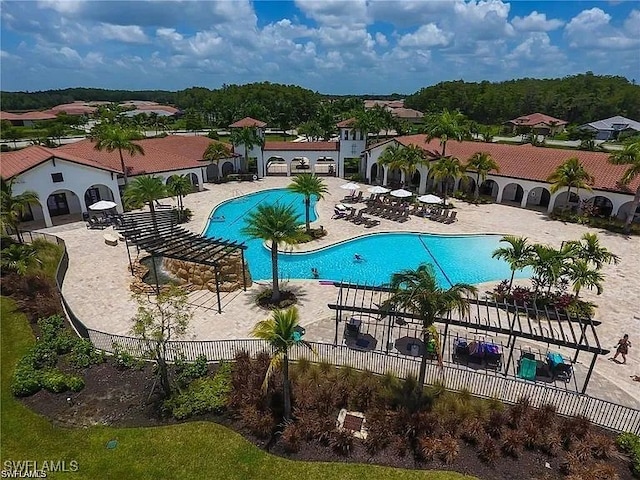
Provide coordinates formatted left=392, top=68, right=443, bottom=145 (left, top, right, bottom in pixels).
left=546, top=157, right=594, bottom=210
left=241, top=204, right=306, bottom=302
left=565, top=259, right=604, bottom=300
left=383, top=264, right=477, bottom=390
left=566, top=233, right=619, bottom=269
left=429, top=156, right=465, bottom=204
left=166, top=174, right=192, bottom=221
left=251, top=307, right=314, bottom=420
left=378, top=142, right=405, bottom=184
left=231, top=127, right=264, bottom=172
left=492, top=236, right=534, bottom=292
left=466, top=152, right=500, bottom=200
left=528, top=244, right=568, bottom=295
left=287, top=174, right=328, bottom=234
left=1, top=243, right=41, bottom=275
left=0, top=178, right=39, bottom=243
left=608, top=140, right=640, bottom=233
left=123, top=175, right=168, bottom=232
left=401, top=144, right=428, bottom=188
left=202, top=141, right=233, bottom=180
left=93, top=124, right=145, bottom=186
left=423, top=109, right=467, bottom=158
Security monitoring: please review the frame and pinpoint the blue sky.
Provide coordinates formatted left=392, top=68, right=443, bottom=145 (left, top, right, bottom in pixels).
left=1, top=1, right=638, bottom=95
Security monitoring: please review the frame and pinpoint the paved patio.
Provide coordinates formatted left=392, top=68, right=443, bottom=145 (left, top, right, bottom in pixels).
left=44, top=176, right=640, bottom=408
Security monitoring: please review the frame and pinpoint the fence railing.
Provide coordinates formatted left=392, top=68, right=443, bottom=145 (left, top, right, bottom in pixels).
left=17, top=230, right=640, bottom=435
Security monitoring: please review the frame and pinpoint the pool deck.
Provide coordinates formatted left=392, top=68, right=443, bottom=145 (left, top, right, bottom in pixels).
left=46, top=176, right=640, bottom=409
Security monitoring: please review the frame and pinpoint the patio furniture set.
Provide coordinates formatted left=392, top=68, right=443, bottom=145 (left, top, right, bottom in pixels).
left=517, top=350, right=573, bottom=383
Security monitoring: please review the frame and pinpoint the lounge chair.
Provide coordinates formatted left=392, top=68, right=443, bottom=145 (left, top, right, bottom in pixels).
left=363, top=218, right=380, bottom=228
left=343, top=208, right=356, bottom=221
left=443, top=211, right=457, bottom=224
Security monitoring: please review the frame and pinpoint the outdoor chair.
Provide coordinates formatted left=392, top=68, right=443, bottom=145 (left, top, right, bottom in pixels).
left=344, top=317, right=361, bottom=339
left=443, top=211, right=457, bottom=224
left=363, top=218, right=380, bottom=228
left=547, top=352, right=573, bottom=382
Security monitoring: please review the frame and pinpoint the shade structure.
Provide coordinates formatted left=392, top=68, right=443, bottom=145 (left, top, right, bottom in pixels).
left=89, top=200, right=117, bottom=211
left=417, top=194, right=443, bottom=204
left=390, top=188, right=413, bottom=198
left=340, top=182, right=360, bottom=191
left=367, top=186, right=390, bottom=194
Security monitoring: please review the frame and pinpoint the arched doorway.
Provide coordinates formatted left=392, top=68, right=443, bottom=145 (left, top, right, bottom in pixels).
left=479, top=179, right=499, bottom=199
left=47, top=189, right=82, bottom=221
left=459, top=176, right=475, bottom=196
left=84, top=184, right=115, bottom=209
left=552, top=191, right=580, bottom=211
left=188, top=173, right=199, bottom=188
left=370, top=163, right=379, bottom=183
left=314, top=156, right=336, bottom=176
left=525, top=187, right=551, bottom=209
left=206, top=163, right=220, bottom=182
left=387, top=168, right=402, bottom=188
left=292, top=157, right=310, bottom=174
left=410, top=171, right=421, bottom=190
left=617, top=201, right=640, bottom=223
left=583, top=195, right=613, bottom=217
left=265, top=157, right=287, bottom=176
left=221, top=161, right=235, bottom=177
left=501, top=183, right=524, bottom=205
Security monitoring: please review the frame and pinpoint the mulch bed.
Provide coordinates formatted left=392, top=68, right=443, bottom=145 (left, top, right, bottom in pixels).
left=19, top=360, right=635, bottom=480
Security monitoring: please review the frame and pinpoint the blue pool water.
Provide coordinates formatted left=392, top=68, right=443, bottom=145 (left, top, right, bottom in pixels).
left=204, top=188, right=528, bottom=287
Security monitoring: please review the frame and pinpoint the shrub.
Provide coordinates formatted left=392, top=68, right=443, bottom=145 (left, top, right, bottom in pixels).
left=589, top=462, right=620, bottom=480
left=461, top=418, right=485, bottom=446
left=29, top=342, right=58, bottom=369
left=112, top=343, right=138, bottom=370
left=478, top=436, right=500, bottom=464
left=485, top=410, right=507, bottom=439
left=560, top=452, right=582, bottom=476
left=175, top=354, right=209, bottom=388
left=439, top=434, right=459, bottom=465
left=501, top=429, right=524, bottom=458
left=617, top=432, right=640, bottom=476
left=540, top=430, right=563, bottom=457
left=66, top=375, right=85, bottom=392
left=37, top=315, right=65, bottom=342
left=11, top=362, right=41, bottom=397
left=70, top=339, right=105, bottom=368
left=280, top=421, right=302, bottom=453
left=165, top=363, right=231, bottom=420
left=419, top=436, right=440, bottom=461
left=330, top=429, right=354, bottom=456
left=41, top=370, right=69, bottom=393
left=240, top=404, right=275, bottom=439
left=390, top=434, right=410, bottom=457
left=589, top=433, right=618, bottom=460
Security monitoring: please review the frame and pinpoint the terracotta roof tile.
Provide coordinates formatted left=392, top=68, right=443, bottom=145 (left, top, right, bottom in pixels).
left=392, top=135, right=638, bottom=194
left=229, top=117, right=267, bottom=128
left=507, top=112, right=568, bottom=127
left=264, top=141, right=338, bottom=151
left=1, top=145, right=120, bottom=178
left=336, top=118, right=356, bottom=128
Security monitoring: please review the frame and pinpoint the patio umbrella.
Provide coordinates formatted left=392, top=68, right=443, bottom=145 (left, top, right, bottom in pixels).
left=367, top=186, right=390, bottom=194
left=390, top=188, right=413, bottom=198
left=89, top=200, right=117, bottom=211
left=340, top=182, right=360, bottom=191
left=394, top=336, right=425, bottom=357
left=417, top=194, right=443, bottom=204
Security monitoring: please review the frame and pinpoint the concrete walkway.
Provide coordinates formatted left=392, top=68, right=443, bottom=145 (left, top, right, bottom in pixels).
left=46, top=176, right=639, bottom=408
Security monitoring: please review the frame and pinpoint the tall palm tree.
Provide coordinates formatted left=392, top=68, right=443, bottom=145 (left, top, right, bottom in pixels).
left=0, top=178, right=39, bottom=243
left=166, top=174, right=192, bottom=221
left=565, top=233, right=619, bottom=269
left=378, top=142, right=405, bottom=184
left=202, top=141, right=233, bottom=180
left=546, top=157, right=594, bottom=210
left=123, top=175, right=168, bottom=233
left=466, top=152, right=500, bottom=200
left=401, top=144, right=428, bottom=188
left=251, top=307, right=314, bottom=420
left=287, top=174, right=328, bottom=234
left=429, top=156, right=465, bottom=204
left=608, top=140, right=640, bottom=233
left=1, top=243, right=41, bottom=275
left=565, top=259, right=604, bottom=300
left=383, top=264, right=477, bottom=389
left=93, top=124, right=145, bottom=186
left=527, top=244, right=568, bottom=295
left=423, top=109, right=467, bottom=158
left=241, top=204, right=306, bottom=302
left=231, top=127, right=264, bottom=172
left=492, top=236, right=534, bottom=292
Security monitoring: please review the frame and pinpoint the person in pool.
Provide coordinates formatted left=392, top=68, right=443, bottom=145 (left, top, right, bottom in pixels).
left=311, top=267, right=319, bottom=279
left=354, top=253, right=364, bottom=262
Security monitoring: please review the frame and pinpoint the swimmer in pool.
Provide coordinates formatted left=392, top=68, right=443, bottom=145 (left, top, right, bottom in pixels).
left=311, top=267, right=319, bottom=279
left=354, top=253, right=363, bottom=262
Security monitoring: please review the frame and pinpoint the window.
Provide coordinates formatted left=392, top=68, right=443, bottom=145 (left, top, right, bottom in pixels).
left=351, top=144, right=358, bottom=155
left=343, top=130, right=349, bottom=140
left=51, top=173, right=64, bottom=183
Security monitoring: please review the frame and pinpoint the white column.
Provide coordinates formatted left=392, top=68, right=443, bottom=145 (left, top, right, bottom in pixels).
left=382, top=166, right=388, bottom=186
left=419, top=171, right=428, bottom=194
left=338, top=154, right=345, bottom=178
left=496, top=185, right=504, bottom=203
left=547, top=192, right=560, bottom=213
left=197, top=169, right=205, bottom=191
left=42, top=203, right=53, bottom=228
left=520, top=190, right=529, bottom=208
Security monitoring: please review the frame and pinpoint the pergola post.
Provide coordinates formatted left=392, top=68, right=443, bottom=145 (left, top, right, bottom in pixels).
left=124, top=236, right=134, bottom=276
left=582, top=353, right=598, bottom=394
left=504, top=339, right=518, bottom=377
left=241, top=249, right=247, bottom=291
left=573, top=320, right=588, bottom=363
left=214, top=266, right=222, bottom=314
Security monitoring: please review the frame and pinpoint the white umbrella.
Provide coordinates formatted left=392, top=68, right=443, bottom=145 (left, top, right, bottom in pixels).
left=417, top=194, right=443, bottom=204
left=89, top=200, right=117, bottom=211
left=340, top=182, right=360, bottom=191
left=390, top=188, right=413, bottom=198
left=367, top=186, right=390, bottom=194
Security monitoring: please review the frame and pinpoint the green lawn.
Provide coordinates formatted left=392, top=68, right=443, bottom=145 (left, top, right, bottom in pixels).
left=0, top=297, right=475, bottom=480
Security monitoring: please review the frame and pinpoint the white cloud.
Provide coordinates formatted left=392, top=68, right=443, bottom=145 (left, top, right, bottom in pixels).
left=95, top=23, right=149, bottom=44
left=375, top=32, right=387, bottom=47
left=512, top=11, right=564, bottom=32
left=156, top=28, right=183, bottom=43
left=565, top=8, right=640, bottom=49
left=397, top=24, right=452, bottom=48
left=294, top=0, right=368, bottom=26
left=37, top=0, right=84, bottom=14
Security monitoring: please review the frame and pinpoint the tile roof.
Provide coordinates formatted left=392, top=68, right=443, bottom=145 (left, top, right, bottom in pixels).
left=1, top=145, right=120, bottom=179
left=506, top=112, right=568, bottom=127
left=1, top=111, right=58, bottom=121
left=50, top=103, right=97, bottom=115
left=264, top=141, right=339, bottom=151
left=0, top=111, right=22, bottom=120
left=389, top=134, right=638, bottom=194
left=390, top=107, right=424, bottom=119
left=336, top=118, right=356, bottom=128
left=56, top=136, right=229, bottom=176
left=229, top=117, right=267, bottom=128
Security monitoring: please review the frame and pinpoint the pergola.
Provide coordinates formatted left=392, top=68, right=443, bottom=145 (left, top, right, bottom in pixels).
left=328, top=282, right=609, bottom=394
left=117, top=210, right=247, bottom=313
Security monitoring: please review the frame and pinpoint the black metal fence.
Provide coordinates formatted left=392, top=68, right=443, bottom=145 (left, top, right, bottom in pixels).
left=16, top=230, right=640, bottom=435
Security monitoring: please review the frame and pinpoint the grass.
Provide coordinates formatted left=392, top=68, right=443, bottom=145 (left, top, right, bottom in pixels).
left=1, top=247, right=475, bottom=479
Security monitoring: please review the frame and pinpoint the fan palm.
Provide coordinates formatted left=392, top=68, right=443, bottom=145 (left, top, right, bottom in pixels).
left=0, top=178, right=39, bottom=243
left=251, top=307, right=314, bottom=420
left=492, top=236, right=534, bottom=292
left=383, top=264, right=477, bottom=390
left=429, top=156, right=465, bottom=204
left=546, top=157, right=593, bottom=209
left=123, top=175, right=168, bottom=232
left=608, top=140, right=640, bottom=233
left=565, top=233, right=619, bottom=269
left=565, top=259, right=604, bottom=300
left=241, top=204, right=306, bottom=302
left=93, top=124, right=145, bottom=186
left=466, top=152, right=500, bottom=200
left=423, top=109, right=467, bottom=158
left=166, top=174, right=192, bottom=218
left=287, top=174, right=328, bottom=234
left=1, top=243, right=41, bottom=275
left=231, top=127, right=264, bottom=172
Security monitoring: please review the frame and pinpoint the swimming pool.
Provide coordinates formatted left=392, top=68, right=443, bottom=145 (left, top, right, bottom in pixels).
left=204, top=188, right=528, bottom=287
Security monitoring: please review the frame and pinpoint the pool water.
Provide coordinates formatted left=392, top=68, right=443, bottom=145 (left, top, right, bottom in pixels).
left=204, top=188, right=528, bottom=287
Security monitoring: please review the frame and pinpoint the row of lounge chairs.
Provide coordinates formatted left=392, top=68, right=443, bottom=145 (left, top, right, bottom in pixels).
left=361, top=204, right=410, bottom=223
left=342, top=191, right=364, bottom=203
left=333, top=206, right=380, bottom=228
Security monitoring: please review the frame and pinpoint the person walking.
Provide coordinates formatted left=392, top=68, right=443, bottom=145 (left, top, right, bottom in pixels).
left=612, top=334, right=631, bottom=364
